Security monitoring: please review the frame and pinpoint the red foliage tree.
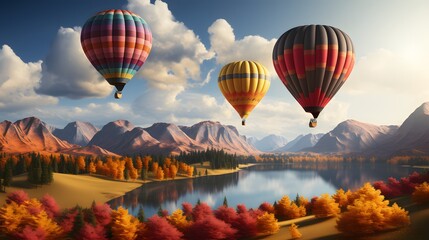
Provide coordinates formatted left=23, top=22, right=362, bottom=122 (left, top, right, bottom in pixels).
left=233, top=211, right=258, bottom=239
left=258, top=202, right=275, bottom=214
left=15, top=226, right=47, bottom=240
left=185, top=215, right=237, bottom=240
left=92, top=203, right=112, bottom=226
left=143, top=215, right=183, bottom=240
left=6, top=190, right=29, bottom=205
left=60, top=208, right=79, bottom=234
left=236, top=204, right=247, bottom=214
left=214, top=205, right=238, bottom=225
left=192, top=202, right=213, bottom=221
left=77, top=223, right=107, bottom=240
left=40, top=194, right=60, bottom=218
left=182, top=202, right=193, bottom=220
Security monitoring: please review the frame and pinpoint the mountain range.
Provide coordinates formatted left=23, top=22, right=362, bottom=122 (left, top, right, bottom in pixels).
left=1, top=102, right=429, bottom=156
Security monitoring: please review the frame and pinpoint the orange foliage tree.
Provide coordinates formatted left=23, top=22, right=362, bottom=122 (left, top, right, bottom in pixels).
left=156, top=168, right=164, bottom=180
left=332, top=188, right=352, bottom=211
left=412, top=182, right=429, bottom=204
left=0, top=198, right=63, bottom=239
left=336, top=183, right=410, bottom=235
left=312, top=193, right=340, bottom=218
left=274, top=196, right=306, bottom=220
left=288, top=223, right=302, bottom=239
left=256, top=212, right=279, bottom=235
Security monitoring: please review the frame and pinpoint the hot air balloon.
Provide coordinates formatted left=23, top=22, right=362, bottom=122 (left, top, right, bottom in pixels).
left=272, top=25, right=355, bottom=127
left=81, top=9, right=152, bottom=99
left=218, top=61, right=270, bottom=126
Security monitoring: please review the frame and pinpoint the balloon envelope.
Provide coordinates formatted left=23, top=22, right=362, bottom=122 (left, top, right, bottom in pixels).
left=218, top=61, right=270, bottom=125
left=81, top=9, right=152, bottom=96
left=272, top=25, right=355, bottom=119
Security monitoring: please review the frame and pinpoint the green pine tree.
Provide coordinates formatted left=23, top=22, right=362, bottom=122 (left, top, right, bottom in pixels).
left=223, top=196, right=228, bottom=207
left=138, top=208, right=145, bottom=222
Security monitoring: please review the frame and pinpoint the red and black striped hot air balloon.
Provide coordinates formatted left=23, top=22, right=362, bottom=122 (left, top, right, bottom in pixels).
left=272, top=25, right=355, bottom=127
left=81, top=10, right=152, bottom=99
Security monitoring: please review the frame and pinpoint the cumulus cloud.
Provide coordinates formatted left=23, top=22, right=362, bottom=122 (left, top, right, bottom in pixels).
left=127, top=0, right=214, bottom=90
left=208, top=19, right=277, bottom=73
left=25, top=101, right=139, bottom=128
left=339, top=48, right=429, bottom=125
left=36, top=27, right=113, bottom=99
left=0, top=45, right=57, bottom=111
left=132, top=87, right=233, bottom=125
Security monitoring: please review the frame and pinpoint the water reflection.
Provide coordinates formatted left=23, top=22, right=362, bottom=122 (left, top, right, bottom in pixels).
left=108, top=162, right=416, bottom=218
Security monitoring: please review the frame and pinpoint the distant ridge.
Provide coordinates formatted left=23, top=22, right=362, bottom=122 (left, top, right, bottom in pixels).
left=2, top=102, right=429, bottom=156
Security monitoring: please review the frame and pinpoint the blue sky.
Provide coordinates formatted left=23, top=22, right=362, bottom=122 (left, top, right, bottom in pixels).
left=1, top=0, right=429, bottom=140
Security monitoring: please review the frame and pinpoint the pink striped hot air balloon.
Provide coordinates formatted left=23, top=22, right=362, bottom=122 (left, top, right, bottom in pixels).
left=81, top=9, right=152, bottom=99
left=273, top=25, right=355, bottom=127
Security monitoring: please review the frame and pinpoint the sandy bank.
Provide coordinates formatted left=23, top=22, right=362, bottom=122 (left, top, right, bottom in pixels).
left=0, top=164, right=255, bottom=209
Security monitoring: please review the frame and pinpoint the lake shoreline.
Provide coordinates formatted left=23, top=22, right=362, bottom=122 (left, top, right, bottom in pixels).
left=0, top=163, right=257, bottom=209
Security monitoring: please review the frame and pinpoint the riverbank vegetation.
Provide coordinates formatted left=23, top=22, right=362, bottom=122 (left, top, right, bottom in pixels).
left=1, top=170, right=428, bottom=239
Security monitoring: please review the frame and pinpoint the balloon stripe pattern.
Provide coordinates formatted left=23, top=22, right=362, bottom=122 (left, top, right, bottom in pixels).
left=273, top=25, right=354, bottom=118
left=218, top=61, right=270, bottom=125
left=81, top=9, right=152, bottom=89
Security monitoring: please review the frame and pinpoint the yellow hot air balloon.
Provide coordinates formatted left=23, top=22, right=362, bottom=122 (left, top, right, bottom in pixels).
left=218, top=61, right=270, bottom=126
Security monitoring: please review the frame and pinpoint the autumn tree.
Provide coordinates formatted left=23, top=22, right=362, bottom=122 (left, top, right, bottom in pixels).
left=215, top=205, right=237, bottom=225
left=336, top=183, right=410, bottom=235
left=312, top=193, right=340, bottom=218
left=40, top=194, right=60, bottom=218
left=274, top=195, right=306, bottom=220
left=156, top=168, right=164, bottom=180
left=170, top=165, right=178, bottom=179
left=77, top=156, right=86, bottom=172
left=88, top=161, right=96, bottom=175
left=185, top=215, right=236, bottom=240
left=289, top=223, right=302, bottom=239
left=192, top=202, right=213, bottom=221
left=110, top=206, right=139, bottom=240
left=167, top=209, right=190, bottom=231
left=143, top=215, right=183, bottom=240
left=332, top=188, right=352, bottom=211
left=233, top=208, right=258, bottom=239
left=412, top=182, right=429, bottom=204
left=258, top=202, right=275, bottom=214
left=256, top=212, right=279, bottom=235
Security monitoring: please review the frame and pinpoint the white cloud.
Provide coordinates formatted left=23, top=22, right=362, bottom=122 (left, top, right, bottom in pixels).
left=208, top=19, right=277, bottom=73
left=22, top=101, right=139, bottom=129
left=36, top=27, right=113, bottom=99
left=0, top=45, right=58, bottom=111
left=339, top=48, right=429, bottom=125
left=132, top=87, right=233, bottom=125
left=127, top=0, right=214, bottom=89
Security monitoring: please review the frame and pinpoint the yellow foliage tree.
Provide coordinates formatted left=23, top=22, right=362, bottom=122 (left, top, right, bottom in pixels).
left=256, top=212, right=279, bottom=235
left=111, top=206, right=139, bottom=240
left=275, top=196, right=306, bottom=220
left=412, top=182, right=429, bottom=204
left=288, top=223, right=302, bottom=239
left=332, top=188, right=352, bottom=211
left=336, top=183, right=410, bottom=235
left=0, top=199, right=63, bottom=239
left=167, top=209, right=190, bottom=231
left=312, top=193, right=340, bottom=218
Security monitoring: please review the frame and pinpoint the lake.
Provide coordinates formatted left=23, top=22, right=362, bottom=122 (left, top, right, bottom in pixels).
left=108, top=162, right=420, bottom=218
